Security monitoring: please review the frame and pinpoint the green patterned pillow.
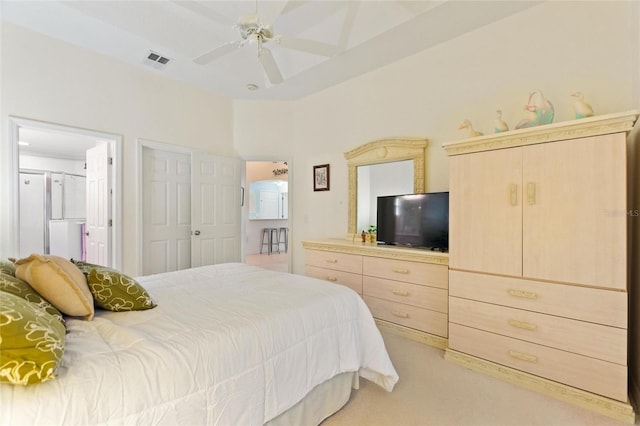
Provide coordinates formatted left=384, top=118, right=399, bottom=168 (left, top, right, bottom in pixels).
left=0, top=291, right=66, bottom=385
left=0, top=259, right=16, bottom=276
left=72, top=260, right=156, bottom=311
left=0, top=273, right=65, bottom=325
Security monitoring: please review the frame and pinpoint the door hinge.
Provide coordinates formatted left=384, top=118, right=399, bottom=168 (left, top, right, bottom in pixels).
left=108, top=219, right=113, bottom=227
left=108, top=157, right=113, bottom=165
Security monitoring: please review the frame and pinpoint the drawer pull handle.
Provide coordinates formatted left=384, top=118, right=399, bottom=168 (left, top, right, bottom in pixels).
left=507, top=289, right=538, bottom=300
left=392, top=290, right=409, bottom=297
left=325, top=258, right=338, bottom=264
left=508, top=350, right=538, bottom=363
left=393, top=268, right=409, bottom=274
left=391, top=311, right=409, bottom=319
left=326, top=277, right=338, bottom=282
left=508, top=319, right=537, bottom=331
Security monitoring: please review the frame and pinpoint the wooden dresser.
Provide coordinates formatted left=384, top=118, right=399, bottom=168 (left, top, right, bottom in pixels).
left=302, top=239, right=449, bottom=349
left=443, top=111, right=639, bottom=423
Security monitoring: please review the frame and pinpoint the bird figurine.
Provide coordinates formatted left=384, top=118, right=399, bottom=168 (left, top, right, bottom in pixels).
left=458, top=119, right=483, bottom=137
left=494, top=110, right=509, bottom=133
left=515, top=90, right=554, bottom=129
left=571, top=92, right=594, bottom=119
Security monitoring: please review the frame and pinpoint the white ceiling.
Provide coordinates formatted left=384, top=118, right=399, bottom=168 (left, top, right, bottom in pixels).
left=2, top=0, right=541, bottom=101
left=18, top=127, right=101, bottom=161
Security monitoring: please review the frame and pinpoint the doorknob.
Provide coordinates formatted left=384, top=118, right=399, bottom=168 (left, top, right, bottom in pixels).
left=194, top=230, right=201, bottom=236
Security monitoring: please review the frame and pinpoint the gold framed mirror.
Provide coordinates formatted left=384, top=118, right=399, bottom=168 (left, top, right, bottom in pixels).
left=344, top=138, right=429, bottom=236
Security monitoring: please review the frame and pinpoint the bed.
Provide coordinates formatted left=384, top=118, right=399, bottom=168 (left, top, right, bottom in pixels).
left=1, top=262, right=398, bottom=425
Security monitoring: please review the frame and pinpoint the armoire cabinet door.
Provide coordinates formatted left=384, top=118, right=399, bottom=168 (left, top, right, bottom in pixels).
left=522, top=133, right=627, bottom=289
left=449, top=148, right=523, bottom=275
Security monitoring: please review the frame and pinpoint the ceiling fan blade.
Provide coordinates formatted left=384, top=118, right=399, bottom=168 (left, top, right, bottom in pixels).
left=193, top=41, right=240, bottom=65
left=171, top=0, right=231, bottom=27
left=338, top=1, right=360, bottom=51
left=277, top=35, right=337, bottom=57
left=259, top=48, right=284, bottom=85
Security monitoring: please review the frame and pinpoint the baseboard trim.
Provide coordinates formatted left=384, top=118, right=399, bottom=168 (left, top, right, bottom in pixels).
left=374, top=319, right=448, bottom=350
left=444, top=349, right=636, bottom=424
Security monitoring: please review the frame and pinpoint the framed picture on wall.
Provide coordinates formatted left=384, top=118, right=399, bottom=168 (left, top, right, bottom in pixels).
left=313, top=164, right=330, bottom=191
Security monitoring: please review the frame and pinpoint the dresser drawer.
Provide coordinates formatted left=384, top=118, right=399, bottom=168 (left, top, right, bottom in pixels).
left=449, top=324, right=627, bottom=401
left=449, top=270, right=626, bottom=328
left=364, top=295, right=448, bottom=337
left=305, top=250, right=363, bottom=274
left=305, top=266, right=363, bottom=294
left=363, top=276, right=447, bottom=313
left=363, top=257, right=448, bottom=288
left=449, top=297, right=626, bottom=365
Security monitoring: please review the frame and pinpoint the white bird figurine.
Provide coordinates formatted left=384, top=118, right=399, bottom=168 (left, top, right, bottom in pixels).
left=494, top=110, right=509, bottom=133
left=571, top=92, right=594, bottom=119
left=515, top=90, right=554, bottom=129
left=458, top=119, right=483, bottom=137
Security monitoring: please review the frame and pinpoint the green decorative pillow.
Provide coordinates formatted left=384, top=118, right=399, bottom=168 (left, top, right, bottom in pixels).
left=0, top=273, right=65, bottom=325
left=0, top=259, right=16, bottom=276
left=0, top=291, right=66, bottom=385
left=72, top=260, right=156, bottom=311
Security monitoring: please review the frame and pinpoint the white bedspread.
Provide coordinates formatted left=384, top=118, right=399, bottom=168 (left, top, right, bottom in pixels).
left=1, top=263, right=398, bottom=425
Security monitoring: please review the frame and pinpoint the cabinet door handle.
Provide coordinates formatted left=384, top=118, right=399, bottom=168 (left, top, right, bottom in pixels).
left=509, top=183, right=518, bottom=206
left=325, top=258, right=338, bottom=264
left=527, top=182, right=536, bottom=205
left=392, top=290, right=409, bottom=297
left=507, top=289, right=538, bottom=300
left=508, top=319, right=537, bottom=331
left=391, top=311, right=409, bottom=319
left=326, top=276, right=338, bottom=282
left=392, top=268, right=409, bottom=274
left=508, top=350, right=538, bottom=363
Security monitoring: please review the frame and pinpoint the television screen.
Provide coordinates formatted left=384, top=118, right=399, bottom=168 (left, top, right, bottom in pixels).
left=376, top=192, right=449, bottom=251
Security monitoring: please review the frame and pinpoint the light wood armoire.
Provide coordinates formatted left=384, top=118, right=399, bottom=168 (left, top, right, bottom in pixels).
left=442, top=111, right=638, bottom=423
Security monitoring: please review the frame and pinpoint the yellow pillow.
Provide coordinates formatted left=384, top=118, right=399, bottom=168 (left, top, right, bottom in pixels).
left=15, top=254, right=94, bottom=320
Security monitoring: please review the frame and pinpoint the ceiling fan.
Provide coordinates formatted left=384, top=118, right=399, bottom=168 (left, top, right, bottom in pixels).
left=190, top=0, right=340, bottom=85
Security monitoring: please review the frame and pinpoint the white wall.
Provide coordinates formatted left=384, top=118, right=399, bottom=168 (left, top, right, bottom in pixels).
left=0, top=22, right=235, bottom=274
left=2, top=3, right=639, bottom=277
left=234, top=1, right=640, bottom=274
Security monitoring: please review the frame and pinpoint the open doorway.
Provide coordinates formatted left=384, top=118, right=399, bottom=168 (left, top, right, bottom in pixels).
left=7, top=117, right=121, bottom=268
left=243, top=160, right=290, bottom=272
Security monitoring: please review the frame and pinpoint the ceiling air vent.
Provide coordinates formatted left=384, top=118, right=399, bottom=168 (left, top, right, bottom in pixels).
left=144, top=50, right=171, bottom=70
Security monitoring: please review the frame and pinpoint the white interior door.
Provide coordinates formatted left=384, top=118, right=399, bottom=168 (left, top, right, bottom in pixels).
left=142, top=148, right=192, bottom=275
left=85, top=143, right=111, bottom=266
left=191, top=154, right=241, bottom=267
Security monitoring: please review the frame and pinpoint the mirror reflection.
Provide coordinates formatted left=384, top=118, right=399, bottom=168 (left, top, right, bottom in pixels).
left=356, top=160, right=413, bottom=232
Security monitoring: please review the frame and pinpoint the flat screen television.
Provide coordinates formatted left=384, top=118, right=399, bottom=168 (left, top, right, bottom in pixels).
left=376, top=192, right=449, bottom=251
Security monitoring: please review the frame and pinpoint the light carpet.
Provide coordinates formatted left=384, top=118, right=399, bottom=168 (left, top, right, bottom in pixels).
left=322, top=330, right=633, bottom=426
